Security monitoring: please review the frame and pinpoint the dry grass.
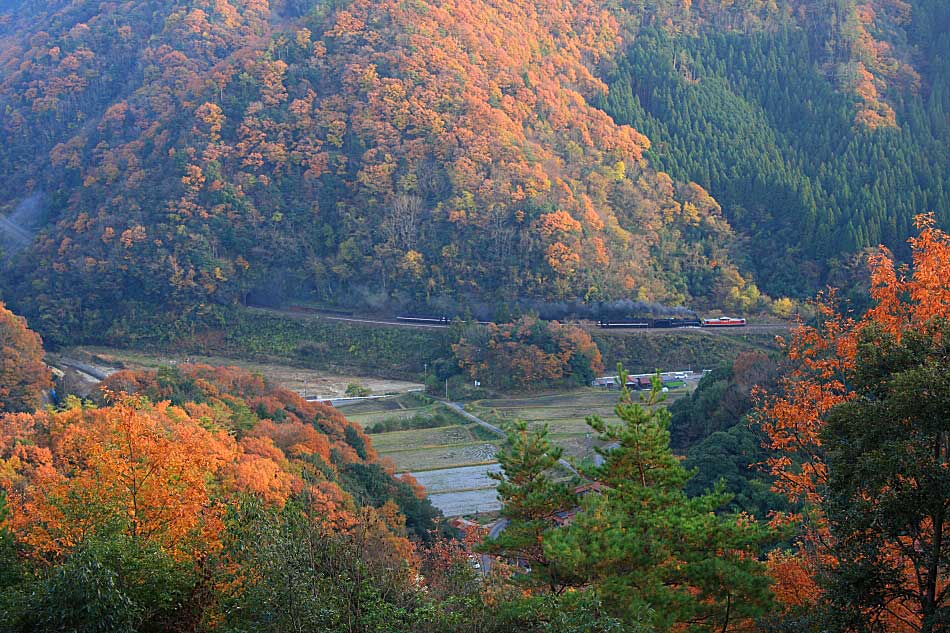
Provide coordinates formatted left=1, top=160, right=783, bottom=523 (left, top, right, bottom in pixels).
left=369, top=425, right=478, bottom=453
left=64, top=346, right=423, bottom=398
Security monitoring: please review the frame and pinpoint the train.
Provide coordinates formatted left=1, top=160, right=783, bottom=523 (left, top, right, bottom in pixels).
left=597, top=316, right=745, bottom=329
left=396, top=314, right=453, bottom=325
left=396, top=314, right=747, bottom=328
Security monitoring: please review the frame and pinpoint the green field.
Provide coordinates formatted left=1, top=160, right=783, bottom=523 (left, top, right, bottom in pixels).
left=369, top=425, right=479, bottom=453
left=345, top=409, right=429, bottom=427
left=469, top=388, right=690, bottom=459
left=345, top=395, right=469, bottom=433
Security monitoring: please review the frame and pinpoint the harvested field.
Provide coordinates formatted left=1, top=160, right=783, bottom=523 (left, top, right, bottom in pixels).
left=381, top=443, right=499, bottom=473
left=469, top=388, right=691, bottom=464
left=334, top=398, right=407, bottom=414
left=494, top=406, right=616, bottom=422
left=411, top=464, right=503, bottom=516
left=549, top=434, right=610, bottom=460
left=369, top=425, right=477, bottom=452
left=62, top=346, right=423, bottom=399
left=474, top=391, right=623, bottom=409
left=411, top=463, right=502, bottom=493
left=345, top=409, right=428, bottom=426
left=427, top=489, right=502, bottom=516
left=528, top=418, right=604, bottom=435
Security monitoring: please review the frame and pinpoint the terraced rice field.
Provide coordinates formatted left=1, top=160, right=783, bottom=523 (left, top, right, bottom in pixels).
left=410, top=464, right=503, bottom=515
left=339, top=387, right=693, bottom=516
left=469, top=388, right=689, bottom=459
left=369, top=425, right=476, bottom=453
left=339, top=399, right=501, bottom=474
left=379, top=442, right=498, bottom=472
left=426, top=489, right=501, bottom=516
left=339, top=397, right=502, bottom=515
left=344, top=408, right=431, bottom=427
left=336, top=398, right=406, bottom=415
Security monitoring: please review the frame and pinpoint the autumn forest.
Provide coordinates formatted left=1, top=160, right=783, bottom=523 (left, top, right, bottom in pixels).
left=2, top=0, right=950, bottom=630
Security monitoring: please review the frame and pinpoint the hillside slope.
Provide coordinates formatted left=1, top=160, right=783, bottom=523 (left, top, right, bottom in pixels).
left=599, top=14, right=950, bottom=297
left=0, top=0, right=946, bottom=342
left=0, top=0, right=744, bottom=344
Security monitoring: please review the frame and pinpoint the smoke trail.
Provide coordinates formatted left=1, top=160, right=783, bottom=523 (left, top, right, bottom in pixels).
left=0, top=193, right=45, bottom=255
left=390, top=295, right=696, bottom=322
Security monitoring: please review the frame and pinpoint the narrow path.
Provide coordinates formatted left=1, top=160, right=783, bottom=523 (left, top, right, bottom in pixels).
left=479, top=518, right=510, bottom=573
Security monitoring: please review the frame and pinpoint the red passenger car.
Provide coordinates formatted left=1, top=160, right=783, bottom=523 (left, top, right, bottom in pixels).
left=701, top=316, right=747, bottom=327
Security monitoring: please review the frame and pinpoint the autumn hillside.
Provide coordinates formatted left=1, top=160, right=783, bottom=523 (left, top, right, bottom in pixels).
left=0, top=359, right=455, bottom=628
left=2, top=361, right=444, bottom=542
left=1, top=0, right=949, bottom=344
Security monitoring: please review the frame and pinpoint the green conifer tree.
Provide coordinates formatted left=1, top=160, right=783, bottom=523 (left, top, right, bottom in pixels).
left=545, top=368, right=775, bottom=631
left=479, top=421, right=579, bottom=593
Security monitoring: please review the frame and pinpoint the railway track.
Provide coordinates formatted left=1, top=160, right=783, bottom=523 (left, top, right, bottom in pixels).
left=246, top=305, right=791, bottom=334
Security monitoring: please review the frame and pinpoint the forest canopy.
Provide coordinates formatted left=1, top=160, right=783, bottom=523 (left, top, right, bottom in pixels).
left=1, top=0, right=946, bottom=343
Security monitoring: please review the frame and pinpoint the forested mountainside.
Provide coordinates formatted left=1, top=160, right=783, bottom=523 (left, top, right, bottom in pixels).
left=598, top=10, right=950, bottom=297
left=0, top=0, right=947, bottom=342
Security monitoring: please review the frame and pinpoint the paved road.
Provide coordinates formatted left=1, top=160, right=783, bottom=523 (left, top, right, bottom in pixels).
left=442, top=402, right=579, bottom=477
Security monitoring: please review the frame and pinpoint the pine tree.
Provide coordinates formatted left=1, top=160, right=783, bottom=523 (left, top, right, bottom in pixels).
left=545, top=368, right=775, bottom=630
left=479, top=420, right=579, bottom=593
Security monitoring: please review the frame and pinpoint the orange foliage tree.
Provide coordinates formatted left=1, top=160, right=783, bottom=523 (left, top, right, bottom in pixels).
left=0, top=361, right=448, bottom=629
left=0, top=302, right=52, bottom=413
left=1, top=0, right=750, bottom=347
left=452, top=316, right=603, bottom=390
left=758, top=214, right=950, bottom=628
left=2, top=394, right=232, bottom=562
left=0, top=363, right=424, bottom=569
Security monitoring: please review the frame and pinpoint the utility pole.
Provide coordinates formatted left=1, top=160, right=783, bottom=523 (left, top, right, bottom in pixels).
left=445, top=378, right=449, bottom=400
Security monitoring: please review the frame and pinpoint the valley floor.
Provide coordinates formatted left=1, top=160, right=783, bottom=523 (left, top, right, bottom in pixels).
left=342, top=382, right=699, bottom=517
left=52, top=346, right=424, bottom=400
left=54, top=345, right=703, bottom=517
